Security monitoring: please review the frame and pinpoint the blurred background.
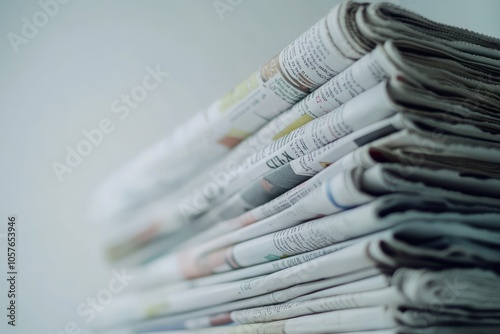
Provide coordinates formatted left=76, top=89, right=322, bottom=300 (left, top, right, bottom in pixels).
left=0, top=0, right=499, bottom=333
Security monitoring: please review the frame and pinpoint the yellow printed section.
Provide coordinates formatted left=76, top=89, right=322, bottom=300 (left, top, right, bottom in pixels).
left=320, top=162, right=332, bottom=168
left=218, top=128, right=251, bottom=148
left=219, top=72, right=259, bottom=113
left=145, top=303, right=169, bottom=318
left=272, top=114, right=314, bottom=140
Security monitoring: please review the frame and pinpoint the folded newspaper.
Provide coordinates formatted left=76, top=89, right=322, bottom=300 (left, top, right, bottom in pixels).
left=89, top=1, right=500, bottom=333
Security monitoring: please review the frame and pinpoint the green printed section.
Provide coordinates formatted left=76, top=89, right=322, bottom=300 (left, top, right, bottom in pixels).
left=264, top=254, right=281, bottom=261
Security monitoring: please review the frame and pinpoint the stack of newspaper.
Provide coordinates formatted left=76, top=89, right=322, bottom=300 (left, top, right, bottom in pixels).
left=90, top=1, right=500, bottom=333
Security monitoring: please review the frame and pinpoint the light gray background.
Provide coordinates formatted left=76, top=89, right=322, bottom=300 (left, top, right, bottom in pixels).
left=0, top=0, right=499, bottom=333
